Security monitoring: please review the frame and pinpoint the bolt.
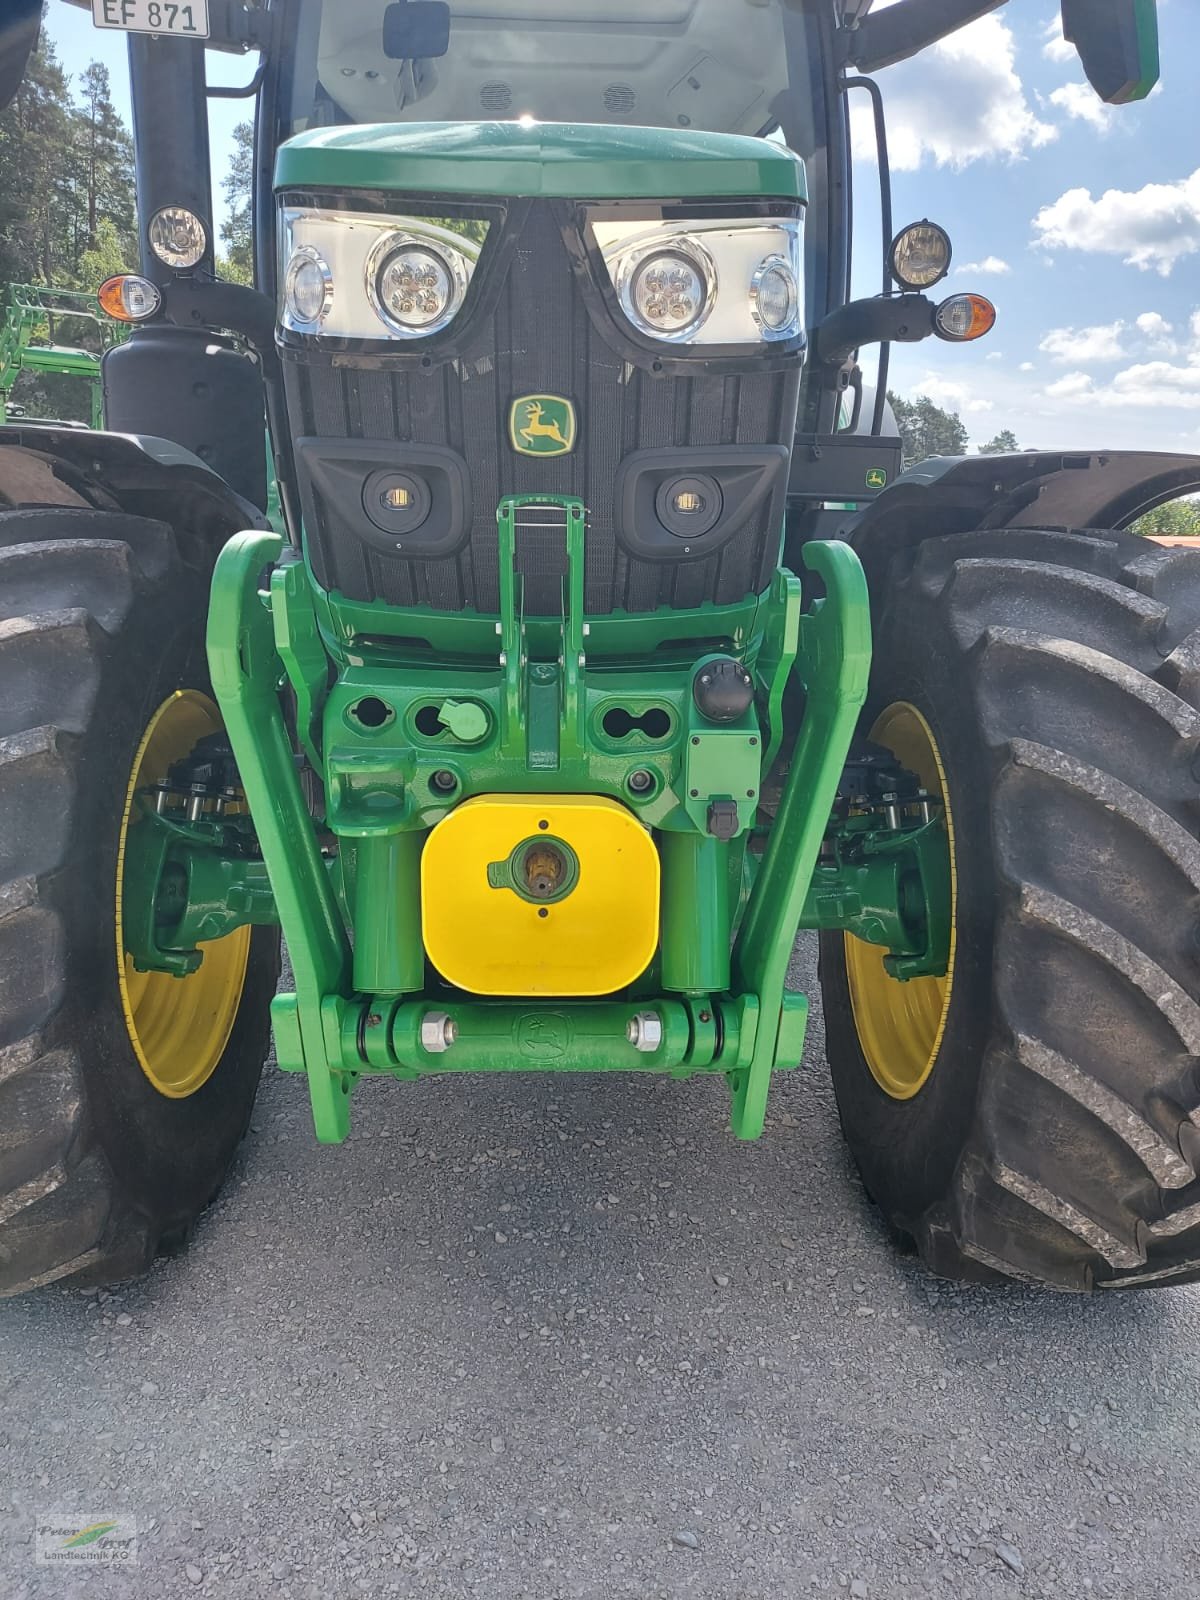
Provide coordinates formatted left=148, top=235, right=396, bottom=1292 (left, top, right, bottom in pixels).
left=431, top=769, right=457, bottom=793
left=628, top=769, right=654, bottom=794
left=420, top=1011, right=457, bottom=1054
left=627, top=1011, right=664, bottom=1053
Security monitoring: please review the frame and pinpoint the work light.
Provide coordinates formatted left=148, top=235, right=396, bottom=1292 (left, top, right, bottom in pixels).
left=889, top=221, right=952, bottom=290
left=148, top=205, right=207, bottom=271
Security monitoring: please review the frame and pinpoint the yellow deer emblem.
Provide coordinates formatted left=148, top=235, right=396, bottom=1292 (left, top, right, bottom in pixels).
left=509, top=394, right=576, bottom=456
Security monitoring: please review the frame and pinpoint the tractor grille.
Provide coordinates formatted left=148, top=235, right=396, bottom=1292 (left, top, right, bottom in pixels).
left=283, top=203, right=799, bottom=616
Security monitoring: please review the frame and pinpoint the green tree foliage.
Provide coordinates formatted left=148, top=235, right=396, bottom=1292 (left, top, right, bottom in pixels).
left=1131, top=498, right=1200, bottom=539
left=887, top=391, right=969, bottom=468
left=0, top=31, right=136, bottom=290
left=979, top=428, right=1021, bottom=454
left=0, top=26, right=138, bottom=422
left=219, top=120, right=255, bottom=285
left=75, top=62, right=135, bottom=257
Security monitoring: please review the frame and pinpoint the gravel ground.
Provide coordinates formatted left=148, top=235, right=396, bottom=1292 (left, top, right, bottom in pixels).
left=2, top=937, right=1199, bottom=1600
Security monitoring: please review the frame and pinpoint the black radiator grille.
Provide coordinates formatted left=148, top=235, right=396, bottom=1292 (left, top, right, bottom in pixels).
left=284, top=204, right=799, bottom=615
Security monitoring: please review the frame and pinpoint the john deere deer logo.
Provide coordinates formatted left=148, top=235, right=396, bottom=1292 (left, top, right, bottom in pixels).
left=509, top=394, right=576, bottom=457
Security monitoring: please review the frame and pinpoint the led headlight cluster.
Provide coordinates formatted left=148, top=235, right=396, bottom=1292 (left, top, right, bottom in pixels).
left=593, top=217, right=803, bottom=347
left=279, top=208, right=485, bottom=339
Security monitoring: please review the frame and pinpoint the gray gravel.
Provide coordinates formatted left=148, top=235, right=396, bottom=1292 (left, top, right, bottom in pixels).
left=3, top=937, right=1200, bottom=1599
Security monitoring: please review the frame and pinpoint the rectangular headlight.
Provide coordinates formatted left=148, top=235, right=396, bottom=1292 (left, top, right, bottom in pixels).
left=591, top=216, right=804, bottom=346
left=279, top=207, right=487, bottom=340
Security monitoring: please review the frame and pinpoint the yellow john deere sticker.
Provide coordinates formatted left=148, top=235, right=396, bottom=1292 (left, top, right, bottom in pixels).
left=509, top=395, right=577, bottom=457
left=865, top=467, right=889, bottom=490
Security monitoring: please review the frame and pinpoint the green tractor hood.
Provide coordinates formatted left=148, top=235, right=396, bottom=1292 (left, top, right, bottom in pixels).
left=274, top=121, right=807, bottom=203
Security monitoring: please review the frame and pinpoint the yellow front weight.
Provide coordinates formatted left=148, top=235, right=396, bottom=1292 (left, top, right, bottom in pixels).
left=421, top=795, right=659, bottom=996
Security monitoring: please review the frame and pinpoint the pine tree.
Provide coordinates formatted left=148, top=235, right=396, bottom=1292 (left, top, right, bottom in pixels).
left=76, top=61, right=136, bottom=262
left=0, top=29, right=76, bottom=285
left=887, top=392, right=970, bottom=467
left=219, top=120, right=255, bottom=285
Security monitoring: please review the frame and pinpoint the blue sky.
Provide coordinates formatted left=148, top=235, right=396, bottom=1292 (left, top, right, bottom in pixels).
left=47, top=1, right=1199, bottom=454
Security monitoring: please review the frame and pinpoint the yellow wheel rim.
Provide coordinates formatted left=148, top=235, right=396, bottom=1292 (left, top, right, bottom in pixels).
left=844, top=702, right=957, bottom=1100
left=115, top=690, right=251, bottom=1099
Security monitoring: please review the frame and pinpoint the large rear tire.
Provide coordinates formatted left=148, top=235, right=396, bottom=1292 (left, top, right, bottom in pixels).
left=0, top=508, right=279, bottom=1296
left=821, top=525, right=1200, bottom=1290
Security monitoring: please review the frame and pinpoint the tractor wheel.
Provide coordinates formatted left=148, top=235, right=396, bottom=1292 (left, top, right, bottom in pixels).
left=820, top=524, right=1200, bottom=1290
left=0, top=507, right=279, bottom=1296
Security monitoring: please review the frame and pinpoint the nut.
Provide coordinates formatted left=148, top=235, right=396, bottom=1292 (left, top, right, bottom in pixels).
left=419, top=1011, right=457, bottom=1054
left=626, top=1011, right=663, bottom=1053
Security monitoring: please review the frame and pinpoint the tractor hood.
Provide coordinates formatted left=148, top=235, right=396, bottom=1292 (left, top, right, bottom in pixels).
left=274, top=121, right=806, bottom=203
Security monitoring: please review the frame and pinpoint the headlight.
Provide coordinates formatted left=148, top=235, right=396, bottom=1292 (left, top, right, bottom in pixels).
left=889, top=220, right=952, bottom=291
left=594, top=216, right=804, bottom=347
left=626, top=247, right=713, bottom=339
left=148, top=205, right=207, bottom=271
left=284, top=246, right=333, bottom=328
left=750, top=256, right=799, bottom=336
left=369, top=235, right=466, bottom=336
left=279, top=209, right=486, bottom=340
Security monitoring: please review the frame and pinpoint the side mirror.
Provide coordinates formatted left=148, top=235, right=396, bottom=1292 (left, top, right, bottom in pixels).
left=0, top=1, right=41, bottom=116
left=383, top=1, right=452, bottom=61
left=1060, top=0, right=1160, bottom=104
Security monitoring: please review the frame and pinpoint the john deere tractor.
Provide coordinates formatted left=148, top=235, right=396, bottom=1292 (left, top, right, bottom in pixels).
left=3, top=0, right=1199, bottom=1296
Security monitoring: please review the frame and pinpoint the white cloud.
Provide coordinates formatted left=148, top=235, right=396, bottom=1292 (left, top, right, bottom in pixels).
left=1040, top=316, right=1200, bottom=410
left=910, top=373, right=994, bottom=415
left=1019, top=361, right=1036, bottom=372
left=1136, top=312, right=1177, bottom=353
left=956, top=256, right=1012, bottom=276
left=1039, top=322, right=1127, bottom=364
left=1049, top=81, right=1115, bottom=131
left=1045, top=371, right=1096, bottom=399
left=1033, top=170, right=1200, bottom=276
left=1042, top=17, right=1076, bottom=63
left=853, top=16, right=1056, bottom=171
left=1046, top=364, right=1200, bottom=410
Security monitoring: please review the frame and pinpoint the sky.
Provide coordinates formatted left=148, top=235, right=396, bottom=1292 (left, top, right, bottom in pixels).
left=45, top=0, right=1200, bottom=455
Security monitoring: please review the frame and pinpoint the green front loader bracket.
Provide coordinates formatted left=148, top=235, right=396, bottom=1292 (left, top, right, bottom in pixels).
left=208, top=532, right=355, bottom=1142
left=208, top=527, right=870, bottom=1145
left=729, top=540, right=871, bottom=1138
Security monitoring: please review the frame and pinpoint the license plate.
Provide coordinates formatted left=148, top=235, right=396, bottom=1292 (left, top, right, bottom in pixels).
left=91, top=0, right=210, bottom=39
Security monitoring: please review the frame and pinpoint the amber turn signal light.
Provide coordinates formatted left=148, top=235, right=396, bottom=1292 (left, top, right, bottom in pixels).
left=933, top=293, right=996, bottom=342
left=98, top=275, right=162, bottom=323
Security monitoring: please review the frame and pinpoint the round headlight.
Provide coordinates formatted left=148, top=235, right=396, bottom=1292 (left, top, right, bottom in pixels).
left=373, top=242, right=458, bottom=334
left=628, top=249, right=712, bottom=338
left=284, top=247, right=332, bottom=328
left=750, top=256, right=799, bottom=337
left=890, top=220, right=952, bottom=290
left=148, top=205, right=207, bottom=271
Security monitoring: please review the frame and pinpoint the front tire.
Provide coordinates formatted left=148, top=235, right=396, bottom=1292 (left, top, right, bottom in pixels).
left=821, top=525, right=1200, bottom=1290
left=0, top=508, right=279, bottom=1296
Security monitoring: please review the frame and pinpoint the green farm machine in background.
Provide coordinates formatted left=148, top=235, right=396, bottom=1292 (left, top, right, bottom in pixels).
left=3, top=0, right=1200, bottom=1297
left=0, top=282, right=123, bottom=428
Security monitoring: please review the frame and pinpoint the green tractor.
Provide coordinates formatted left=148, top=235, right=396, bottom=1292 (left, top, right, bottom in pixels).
left=0, top=282, right=122, bottom=430
left=2, top=0, right=1198, bottom=1297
